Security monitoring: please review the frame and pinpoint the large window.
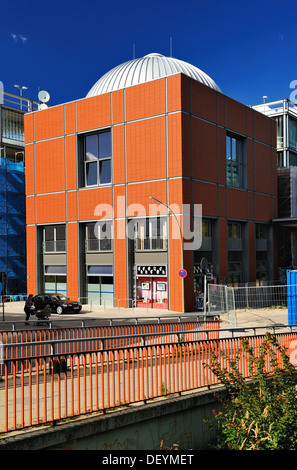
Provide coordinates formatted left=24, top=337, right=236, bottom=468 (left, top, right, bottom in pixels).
left=226, top=134, right=244, bottom=187
left=276, top=116, right=284, bottom=148
left=85, top=221, right=113, bottom=252
left=289, top=117, right=297, bottom=152
left=227, top=222, right=242, bottom=250
left=227, top=221, right=243, bottom=285
left=134, top=217, right=167, bottom=251
left=228, top=252, right=242, bottom=286
left=256, top=252, right=267, bottom=285
left=1, top=108, right=24, bottom=146
left=82, top=130, right=112, bottom=187
left=44, top=265, right=67, bottom=294
left=43, top=225, right=66, bottom=253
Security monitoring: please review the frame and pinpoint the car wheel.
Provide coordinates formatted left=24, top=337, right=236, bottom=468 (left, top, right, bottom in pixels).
left=56, top=306, right=63, bottom=315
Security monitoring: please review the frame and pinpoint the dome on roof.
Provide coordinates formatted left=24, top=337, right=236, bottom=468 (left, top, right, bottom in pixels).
left=86, top=53, right=221, bottom=97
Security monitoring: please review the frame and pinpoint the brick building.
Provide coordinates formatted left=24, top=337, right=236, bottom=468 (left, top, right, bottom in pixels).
left=24, top=53, right=278, bottom=312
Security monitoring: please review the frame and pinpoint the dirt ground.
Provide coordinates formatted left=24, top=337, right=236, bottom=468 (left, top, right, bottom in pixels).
left=220, top=306, right=290, bottom=330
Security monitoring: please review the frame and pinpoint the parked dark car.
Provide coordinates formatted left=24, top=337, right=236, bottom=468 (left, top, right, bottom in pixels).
left=32, top=293, right=82, bottom=314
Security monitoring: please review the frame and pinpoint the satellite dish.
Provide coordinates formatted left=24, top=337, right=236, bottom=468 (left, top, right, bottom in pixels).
left=38, top=90, right=50, bottom=103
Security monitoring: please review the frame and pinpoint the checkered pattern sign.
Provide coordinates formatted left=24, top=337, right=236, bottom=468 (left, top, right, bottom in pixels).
left=136, top=265, right=167, bottom=276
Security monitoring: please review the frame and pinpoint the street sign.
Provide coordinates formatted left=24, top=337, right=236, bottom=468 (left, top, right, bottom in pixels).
left=178, top=269, right=187, bottom=278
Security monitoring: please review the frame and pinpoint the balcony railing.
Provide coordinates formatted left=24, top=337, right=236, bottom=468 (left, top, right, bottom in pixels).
left=43, top=240, right=66, bottom=253
left=134, top=237, right=168, bottom=251
left=85, top=239, right=112, bottom=252
left=0, top=90, right=40, bottom=112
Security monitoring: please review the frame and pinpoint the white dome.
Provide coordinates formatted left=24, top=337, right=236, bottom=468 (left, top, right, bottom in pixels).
left=86, top=53, right=221, bottom=97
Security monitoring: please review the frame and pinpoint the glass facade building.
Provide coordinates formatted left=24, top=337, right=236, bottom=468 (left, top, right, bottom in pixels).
left=0, top=91, right=39, bottom=296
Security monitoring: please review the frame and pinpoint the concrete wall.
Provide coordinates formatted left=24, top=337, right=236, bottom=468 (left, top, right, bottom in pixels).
left=0, top=387, right=226, bottom=451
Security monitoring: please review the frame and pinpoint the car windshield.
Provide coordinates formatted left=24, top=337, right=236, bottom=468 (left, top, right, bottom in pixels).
left=52, top=294, right=67, bottom=301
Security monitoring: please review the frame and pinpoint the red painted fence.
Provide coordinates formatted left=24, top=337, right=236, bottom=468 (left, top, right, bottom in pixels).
left=0, top=327, right=296, bottom=434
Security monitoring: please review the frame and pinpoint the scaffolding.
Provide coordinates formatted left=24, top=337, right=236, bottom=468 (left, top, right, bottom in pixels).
left=0, top=151, right=26, bottom=295
left=0, top=90, right=39, bottom=296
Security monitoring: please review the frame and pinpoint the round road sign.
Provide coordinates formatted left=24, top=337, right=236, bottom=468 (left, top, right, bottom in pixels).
left=178, top=269, right=187, bottom=278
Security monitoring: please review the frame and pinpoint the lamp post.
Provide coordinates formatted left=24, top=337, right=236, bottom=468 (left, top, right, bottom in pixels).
left=14, top=84, right=28, bottom=110
left=149, top=196, right=184, bottom=313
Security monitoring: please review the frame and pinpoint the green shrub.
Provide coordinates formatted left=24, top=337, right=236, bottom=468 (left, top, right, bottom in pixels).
left=207, top=333, right=297, bottom=450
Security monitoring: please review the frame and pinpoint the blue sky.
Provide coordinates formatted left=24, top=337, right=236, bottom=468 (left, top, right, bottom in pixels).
left=1, top=0, right=296, bottom=107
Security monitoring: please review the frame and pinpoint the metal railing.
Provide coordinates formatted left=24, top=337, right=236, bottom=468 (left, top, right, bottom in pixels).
left=0, top=319, right=220, bottom=375
left=0, top=90, right=40, bottom=112
left=0, top=326, right=296, bottom=433
left=208, top=283, right=293, bottom=322
left=232, top=284, right=288, bottom=310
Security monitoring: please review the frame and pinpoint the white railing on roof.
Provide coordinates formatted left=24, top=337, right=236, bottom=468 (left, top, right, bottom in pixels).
left=0, top=90, right=40, bottom=112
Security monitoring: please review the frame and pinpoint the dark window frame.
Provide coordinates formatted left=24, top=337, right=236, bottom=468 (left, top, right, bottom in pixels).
left=43, top=225, right=66, bottom=253
left=80, top=129, right=112, bottom=187
left=226, top=133, right=245, bottom=188
left=134, top=217, right=168, bottom=252
left=85, top=221, right=113, bottom=252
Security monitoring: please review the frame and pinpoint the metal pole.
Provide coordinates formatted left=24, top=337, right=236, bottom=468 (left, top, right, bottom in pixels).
left=203, top=274, right=206, bottom=315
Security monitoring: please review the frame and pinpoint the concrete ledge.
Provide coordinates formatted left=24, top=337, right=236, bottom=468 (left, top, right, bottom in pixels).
left=0, top=386, right=226, bottom=450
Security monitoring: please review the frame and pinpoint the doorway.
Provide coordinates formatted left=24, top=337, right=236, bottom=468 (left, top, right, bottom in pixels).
left=136, top=277, right=168, bottom=309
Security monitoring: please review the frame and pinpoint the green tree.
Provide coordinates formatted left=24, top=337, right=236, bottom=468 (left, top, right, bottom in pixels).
left=207, top=333, right=297, bottom=450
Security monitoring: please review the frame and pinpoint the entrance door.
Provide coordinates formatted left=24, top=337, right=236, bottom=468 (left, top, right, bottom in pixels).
left=136, top=277, right=152, bottom=308
left=136, top=277, right=168, bottom=309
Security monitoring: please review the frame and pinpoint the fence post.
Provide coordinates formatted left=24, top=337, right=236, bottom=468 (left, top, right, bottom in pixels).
left=225, top=286, right=229, bottom=321
left=203, top=275, right=207, bottom=315
left=232, top=287, right=237, bottom=327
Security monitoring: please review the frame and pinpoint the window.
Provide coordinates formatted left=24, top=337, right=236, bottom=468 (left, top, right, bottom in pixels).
left=226, top=134, right=244, bottom=187
left=256, top=223, right=268, bottom=253
left=256, top=224, right=267, bottom=240
left=195, top=218, right=212, bottom=251
left=289, top=118, right=297, bottom=151
left=256, top=251, right=267, bottom=285
left=1, top=108, right=24, bottom=145
left=228, top=222, right=241, bottom=239
left=289, top=152, right=297, bottom=166
left=85, top=221, right=113, bottom=252
left=277, top=151, right=285, bottom=167
left=227, top=222, right=242, bottom=251
left=228, top=252, right=242, bottom=286
left=43, top=225, right=66, bottom=253
left=134, top=217, right=167, bottom=251
left=82, top=130, right=112, bottom=187
left=276, top=116, right=283, bottom=148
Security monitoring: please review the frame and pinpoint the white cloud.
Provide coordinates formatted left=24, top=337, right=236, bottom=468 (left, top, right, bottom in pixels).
left=19, top=35, right=28, bottom=43
left=10, top=33, right=28, bottom=43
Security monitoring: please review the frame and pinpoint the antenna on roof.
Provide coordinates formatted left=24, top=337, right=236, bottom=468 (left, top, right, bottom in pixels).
left=133, top=44, right=135, bottom=59
left=170, top=37, right=173, bottom=57
left=38, top=90, right=50, bottom=110
left=263, top=95, right=268, bottom=103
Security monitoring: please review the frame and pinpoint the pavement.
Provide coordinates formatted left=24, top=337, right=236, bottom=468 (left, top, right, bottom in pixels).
left=0, top=301, right=292, bottom=336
